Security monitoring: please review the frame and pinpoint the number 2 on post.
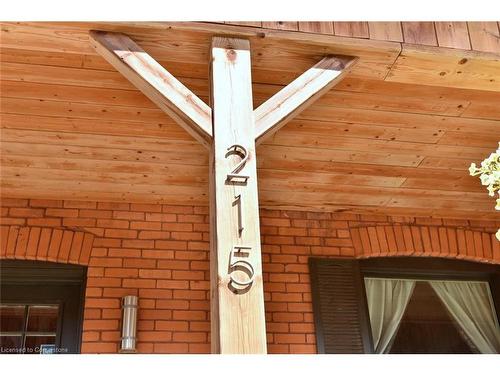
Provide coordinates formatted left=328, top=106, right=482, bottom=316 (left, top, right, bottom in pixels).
left=226, top=144, right=249, bottom=183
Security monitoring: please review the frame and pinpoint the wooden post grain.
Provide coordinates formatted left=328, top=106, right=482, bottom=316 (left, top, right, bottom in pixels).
left=209, top=37, right=267, bottom=354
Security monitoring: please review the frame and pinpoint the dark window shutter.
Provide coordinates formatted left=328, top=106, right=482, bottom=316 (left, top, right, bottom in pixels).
left=309, top=257, right=373, bottom=353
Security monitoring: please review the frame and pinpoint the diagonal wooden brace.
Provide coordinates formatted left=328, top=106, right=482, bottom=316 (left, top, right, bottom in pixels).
left=254, top=55, right=358, bottom=145
left=89, top=30, right=213, bottom=148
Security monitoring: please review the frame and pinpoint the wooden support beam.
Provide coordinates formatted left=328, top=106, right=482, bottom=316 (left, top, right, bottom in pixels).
left=89, top=30, right=212, bottom=148
left=254, top=55, right=358, bottom=145
left=87, top=30, right=358, bottom=353
left=209, top=37, right=267, bottom=353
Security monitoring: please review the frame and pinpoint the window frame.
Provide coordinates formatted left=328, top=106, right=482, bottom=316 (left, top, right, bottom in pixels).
left=310, top=256, right=500, bottom=354
left=360, top=257, right=500, bottom=324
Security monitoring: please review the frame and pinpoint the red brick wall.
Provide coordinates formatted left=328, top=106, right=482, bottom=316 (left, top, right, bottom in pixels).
left=1, top=198, right=499, bottom=354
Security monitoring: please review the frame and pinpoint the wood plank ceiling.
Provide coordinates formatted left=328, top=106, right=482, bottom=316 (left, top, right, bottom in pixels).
left=1, top=22, right=500, bottom=220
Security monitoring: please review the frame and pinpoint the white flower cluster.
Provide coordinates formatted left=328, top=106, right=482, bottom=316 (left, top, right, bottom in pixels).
left=469, top=142, right=500, bottom=241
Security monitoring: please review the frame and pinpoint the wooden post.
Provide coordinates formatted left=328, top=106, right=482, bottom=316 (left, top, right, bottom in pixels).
left=209, top=37, right=267, bottom=353
left=90, top=30, right=357, bottom=354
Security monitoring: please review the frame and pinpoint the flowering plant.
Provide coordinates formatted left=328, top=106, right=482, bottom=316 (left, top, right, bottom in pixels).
left=469, top=142, right=500, bottom=241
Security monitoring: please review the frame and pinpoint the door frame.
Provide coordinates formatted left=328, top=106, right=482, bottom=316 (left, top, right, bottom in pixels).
left=0, top=259, right=87, bottom=353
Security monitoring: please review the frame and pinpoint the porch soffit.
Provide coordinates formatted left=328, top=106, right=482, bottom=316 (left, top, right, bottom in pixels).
left=1, top=22, right=499, bottom=220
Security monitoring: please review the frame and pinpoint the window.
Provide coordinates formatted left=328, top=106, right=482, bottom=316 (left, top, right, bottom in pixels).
left=309, top=257, right=500, bottom=354
left=1, top=304, right=60, bottom=354
left=387, top=281, right=478, bottom=353
left=0, top=260, right=86, bottom=354
left=365, top=278, right=500, bottom=353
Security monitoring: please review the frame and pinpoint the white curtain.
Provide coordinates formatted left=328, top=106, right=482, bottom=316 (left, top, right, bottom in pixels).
left=364, top=278, right=416, bottom=353
left=430, top=280, right=500, bottom=354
